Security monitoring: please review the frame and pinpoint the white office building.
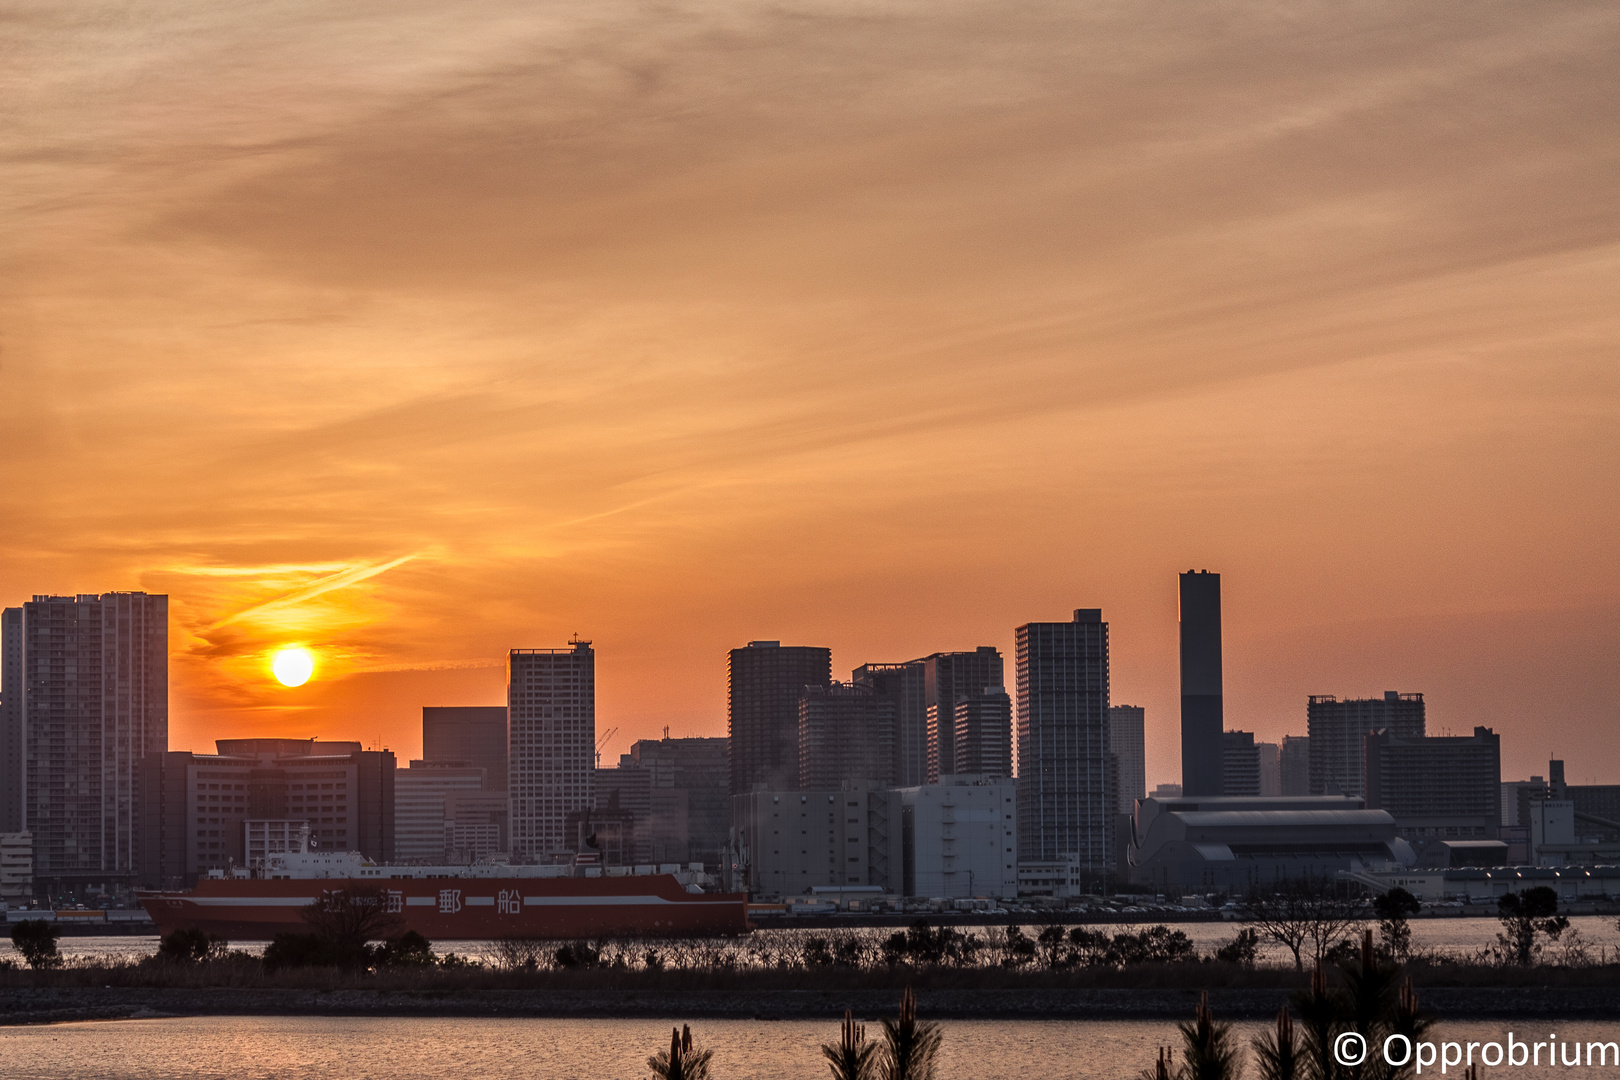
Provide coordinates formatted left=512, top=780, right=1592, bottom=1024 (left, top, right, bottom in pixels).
left=509, top=641, right=594, bottom=861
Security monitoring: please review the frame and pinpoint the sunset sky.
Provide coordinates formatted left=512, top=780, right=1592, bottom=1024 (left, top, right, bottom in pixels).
left=2, top=0, right=1616, bottom=786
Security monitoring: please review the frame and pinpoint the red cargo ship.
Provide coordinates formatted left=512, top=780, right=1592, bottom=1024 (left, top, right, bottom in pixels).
left=137, top=848, right=748, bottom=940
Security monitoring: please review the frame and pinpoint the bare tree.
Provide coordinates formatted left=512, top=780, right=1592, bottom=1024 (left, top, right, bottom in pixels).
left=300, top=886, right=406, bottom=951
left=1240, top=876, right=1367, bottom=970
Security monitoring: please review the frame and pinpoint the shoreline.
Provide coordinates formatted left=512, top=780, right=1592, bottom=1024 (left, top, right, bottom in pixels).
left=6, top=986, right=1620, bottom=1026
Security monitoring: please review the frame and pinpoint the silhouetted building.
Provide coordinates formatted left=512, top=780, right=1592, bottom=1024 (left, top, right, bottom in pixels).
left=954, top=688, right=1012, bottom=777
left=1364, top=727, right=1501, bottom=847
left=422, top=706, right=508, bottom=791
left=1108, top=705, right=1147, bottom=814
left=1280, top=735, right=1311, bottom=796
left=626, top=736, right=730, bottom=869
left=727, top=641, right=831, bottom=795
left=509, top=641, right=595, bottom=861
left=1308, top=692, right=1425, bottom=797
left=923, top=648, right=1004, bottom=783
left=1015, top=608, right=1112, bottom=870
left=0, top=607, right=23, bottom=834
left=799, top=682, right=895, bottom=790
left=1258, top=742, right=1282, bottom=797
left=852, top=661, right=928, bottom=788
left=591, top=765, right=653, bottom=863
left=1222, top=731, right=1261, bottom=797
left=1179, top=571, right=1223, bottom=797
left=396, top=761, right=486, bottom=862
left=19, top=593, right=168, bottom=897
left=139, top=738, right=395, bottom=886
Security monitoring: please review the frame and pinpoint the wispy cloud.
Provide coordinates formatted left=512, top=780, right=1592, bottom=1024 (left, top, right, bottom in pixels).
left=202, top=554, right=421, bottom=631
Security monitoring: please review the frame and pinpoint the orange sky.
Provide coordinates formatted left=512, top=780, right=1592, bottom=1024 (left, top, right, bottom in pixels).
left=2, top=1, right=1616, bottom=787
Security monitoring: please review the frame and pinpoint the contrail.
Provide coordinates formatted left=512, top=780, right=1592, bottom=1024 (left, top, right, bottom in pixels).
left=204, top=553, right=419, bottom=630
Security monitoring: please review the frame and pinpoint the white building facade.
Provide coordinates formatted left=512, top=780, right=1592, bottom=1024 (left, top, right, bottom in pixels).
left=900, top=775, right=1017, bottom=899
left=509, top=642, right=594, bottom=862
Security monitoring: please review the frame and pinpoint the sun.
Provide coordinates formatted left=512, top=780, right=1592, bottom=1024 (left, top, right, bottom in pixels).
left=271, top=646, right=315, bottom=687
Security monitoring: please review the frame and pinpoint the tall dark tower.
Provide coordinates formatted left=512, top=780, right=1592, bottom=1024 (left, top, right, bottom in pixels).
left=1179, top=570, right=1223, bottom=797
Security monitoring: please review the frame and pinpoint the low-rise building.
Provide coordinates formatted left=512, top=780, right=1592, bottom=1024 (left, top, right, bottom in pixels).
left=1016, top=856, right=1086, bottom=900
left=1127, top=794, right=1413, bottom=890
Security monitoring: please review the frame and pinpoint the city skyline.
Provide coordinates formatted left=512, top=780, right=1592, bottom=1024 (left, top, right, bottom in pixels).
left=2, top=2, right=1616, bottom=788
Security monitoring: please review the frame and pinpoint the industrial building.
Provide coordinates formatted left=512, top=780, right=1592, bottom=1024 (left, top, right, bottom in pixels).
left=899, top=775, right=1017, bottom=899
left=730, top=784, right=901, bottom=899
left=1126, top=794, right=1413, bottom=890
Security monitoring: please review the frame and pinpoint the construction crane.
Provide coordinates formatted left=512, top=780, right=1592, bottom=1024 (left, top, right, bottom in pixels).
left=594, top=726, right=618, bottom=768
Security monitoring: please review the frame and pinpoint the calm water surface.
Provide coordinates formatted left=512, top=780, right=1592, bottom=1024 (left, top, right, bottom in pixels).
left=7, top=1017, right=1620, bottom=1080
left=8, top=915, right=1620, bottom=965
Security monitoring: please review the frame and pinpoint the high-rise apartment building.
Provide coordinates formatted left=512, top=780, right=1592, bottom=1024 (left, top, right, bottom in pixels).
left=1221, top=730, right=1261, bottom=797
left=851, top=661, right=927, bottom=788
left=1179, top=571, right=1223, bottom=797
left=923, top=648, right=1003, bottom=783
left=19, top=593, right=168, bottom=895
left=798, top=682, right=895, bottom=790
left=139, top=738, right=394, bottom=885
left=1015, top=608, right=1112, bottom=870
left=422, top=706, right=508, bottom=791
left=954, top=688, right=1012, bottom=777
left=1307, top=691, right=1425, bottom=797
left=1281, top=735, right=1311, bottom=795
left=727, top=641, right=831, bottom=795
left=0, top=607, right=23, bottom=834
left=509, top=641, right=595, bottom=861
left=1364, top=727, right=1501, bottom=843
left=1107, top=705, right=1147, bottom=814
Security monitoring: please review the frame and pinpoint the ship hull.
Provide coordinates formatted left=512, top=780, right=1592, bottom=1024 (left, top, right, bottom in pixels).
left=137, top=875, right=748, bottom=941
